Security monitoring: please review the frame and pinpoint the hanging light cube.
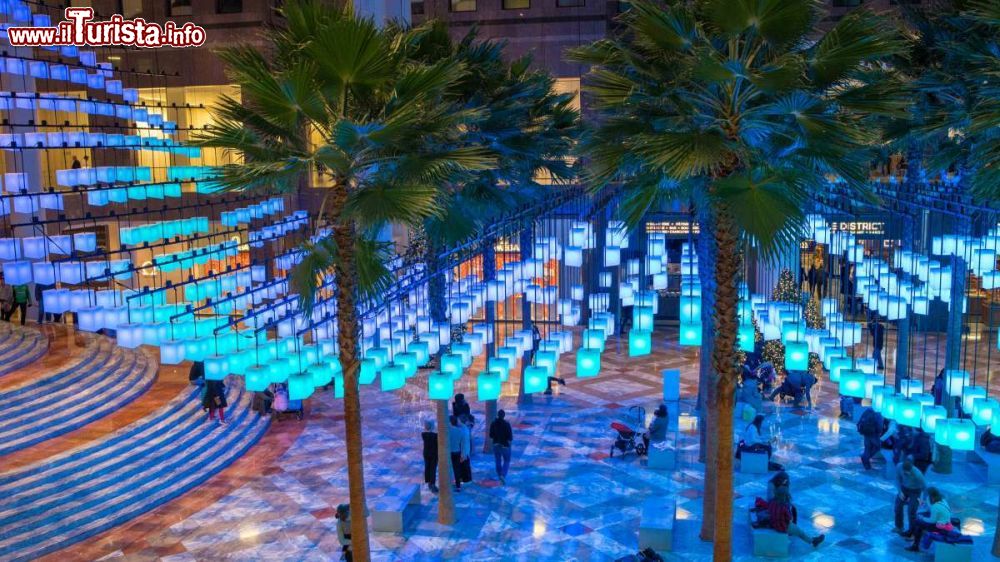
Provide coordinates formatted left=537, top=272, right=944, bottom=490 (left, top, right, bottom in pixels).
left=477, top=371, right=501, bottom=401
left=380, top=364, right=406, bottom=391
left=947, top=419, right=976, bottom=451
left=737, top=324, right=755, bottom=352
left=784, top=342, right=809, bottom=371
left=604, top=246, right=621, bottom=267
left=524, top=366, right=548, bottom=394
left=839, top=370, right=866, bottom=398
left=921, top=405, right=946, bottom=433
left=204, top=355, right=229, bottom=381
left=679, top=322, right=702, bottom=346
left=288, top=371, right=315, bottom=400
left=535, top=350, right=558, bottom=377
left=899, top=379, right=924, bottom=398
left=634, top=306, right=654, bottom=331
left=359, top=358, right=378, bottom=385
left=629, top=329, right=652, bottom=357
left=895, top=397, right=922, bottom=428
left=583, top=329, right=606, bottom=352
left=934, top=419, right=952, bottom=445
left=428, top=371, right=454, bottom=400
left=972, top=398, right=1000, bottom=427
left=576, top=347, right=601, bottom=378
left=829, top=356, right=851, bottom=383
left=945, top=370, right=970, bottom=397
left=245, top=365, right=270, bottom=392
left=962, top=386, right=987, bottom=413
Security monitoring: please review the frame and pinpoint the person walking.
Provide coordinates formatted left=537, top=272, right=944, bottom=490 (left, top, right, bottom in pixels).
left=448, top=415, right=470, bottom=491
left=0, top=274, right=12, bottom=322
left=869, top=317, right=885, bottom=370
left=422, top=420, right=439, bottom=494
left=453, top=393, right=475, bottom=454
left=9, top=282, right=30, bottom=325
left=858, top=406, right=884, bottom=470
left=894, top=456, right=926, bottom=538
left=489, top=409, right=513, bottom=484
left=201, top=379, right=228, bottom=424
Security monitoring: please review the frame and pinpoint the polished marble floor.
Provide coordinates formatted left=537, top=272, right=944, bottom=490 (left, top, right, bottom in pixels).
left=52, top=334, right=999, bottom=561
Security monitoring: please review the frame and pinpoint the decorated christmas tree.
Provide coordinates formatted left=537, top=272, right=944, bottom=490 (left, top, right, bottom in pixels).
left=804, top=298, right=825, bottom=329
left=771, top=268, right=801, bottom=304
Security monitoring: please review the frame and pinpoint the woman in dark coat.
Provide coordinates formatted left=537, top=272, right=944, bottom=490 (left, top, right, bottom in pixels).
left=422, top=420, right=439, bottom=493
left=202, top=379, right=228, bottom=423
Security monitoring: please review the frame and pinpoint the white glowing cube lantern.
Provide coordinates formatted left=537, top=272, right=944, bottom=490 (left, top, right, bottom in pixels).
left=564, top=246, right=583, bottom=267
left=961, top=386, right=987, bottom=413
left=945, top=370, right=970, bottom=397
left=570, top=284, right=584, bottom=301
left=900, top=378, right=923, bottom=398
left=652, top=273, right=667, bottom=290
left=604, top=246, right=621, bottom=267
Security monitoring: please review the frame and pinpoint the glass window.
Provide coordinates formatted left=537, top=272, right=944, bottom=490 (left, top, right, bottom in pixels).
left=169, top=0, right=193, bottom=16
left=217, top=0, right=243, bottom=13
left=557, top=0, right=584, bottom=6
left=450, top=0, right=476, bottom=12
left=503, top=0, right=529, bottom=8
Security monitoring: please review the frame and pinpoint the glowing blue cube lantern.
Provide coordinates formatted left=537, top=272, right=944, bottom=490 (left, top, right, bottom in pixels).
left=871, top=386, right=890, bottom=413
left=921, top=406, right=946, bottom=433
left=477, top=371, right=502, bottom=401
left=829, top=357, right=851, bottom=383
left=204, top=355, right=229, bottom=381
left=380, top=364, right=406, bottom=391
left=497, top=346, right=519, bottom=369
left=629, top=329, right=652, bottom=357
left=576, top=348, right=601, bottom=378
left=948, top=419, right=977, bottom=451
left=365, top=347, right=389, bottom=370
left=972, top=398, right=1000, bottom=427
left=962, top=386, right=987, bottom=413
left=487, top=357, right=511, bottom=381
left=288, top=372, right=314, bottom=400
left=895, top=397, right=922, bottom=428
left=583, top=329, right=606, bottom=352
left=245, top=365, right=270, bottom=392
left=359, top=358, right=378, bottom=385
left=945, top=370, right=970, bottom=397
left=634, top=306, right=654, bottom=331
left=737, top=325, right=755, bottom=352
left=159, top=339, right=185, bottom=365
left=524, top=366, right=548, bottom=394
left=934, top=419, right=952, bottom=446
left=441, top=354, right=464, bottom=379
left=679, top=322, right=702, bottom=346
left=308, top=362, right=333, bottom=387
left=784, top=342, right=809, bottom=371
left=452, top=343, right=473, bottom=368
left=428, top=371, right=454, bottom=400
left=407, top=341, right=430, bottom=366
left=535, top=350, right=558, bottom=377
left=394, top=352, right=418, bottom=378
left=679, top=296, right=700, bottom=323
left=839, top=370, right=866, bottom=398
left=781, top=322, right=806, bottom=344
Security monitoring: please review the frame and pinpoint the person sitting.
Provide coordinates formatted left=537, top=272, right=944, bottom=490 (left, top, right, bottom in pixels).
left=767, top=471, right=790, bottom=501
left=980, top=429, right=1000, bottom=454
left=767, top=486, right=825, bottom=548
left=907, top=487, right=953, bottom=552
left=737, top=415, right=773, bottom=459
left=642, top=404, right=669, bottom=453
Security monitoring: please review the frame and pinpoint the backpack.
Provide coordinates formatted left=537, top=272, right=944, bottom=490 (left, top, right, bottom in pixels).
left=857, top=409, right=882, bottom=436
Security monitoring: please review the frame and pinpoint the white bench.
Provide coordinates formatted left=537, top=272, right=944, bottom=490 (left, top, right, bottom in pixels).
left=973, top=449, right=1000, bottom=484
left=934, top=541, right=973, bottom=562
left=371, top=483, right=421, bottom=533
left=749, top=513, right=790, bottom=558
left=740, top=451, right=769, bottom=474
left=638, top=498, right=676, bottom=552
left=647, top=442, right=676, bottom=471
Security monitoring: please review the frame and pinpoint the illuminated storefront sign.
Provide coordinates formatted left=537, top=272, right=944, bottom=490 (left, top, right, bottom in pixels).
left=646, top=221, right=700, bottom=235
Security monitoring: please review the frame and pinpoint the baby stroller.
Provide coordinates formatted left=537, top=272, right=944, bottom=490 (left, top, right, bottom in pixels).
left=610, top=421, right=646, bottom=458
left=271, top=384, right=304, bottom=421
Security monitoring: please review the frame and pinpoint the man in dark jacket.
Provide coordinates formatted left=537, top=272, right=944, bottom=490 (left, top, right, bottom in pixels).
left=869, top=319, right=885, bottom=370
left=858, top=407, right=884, bottom=470
left=489, top=410, right=513, bottom=484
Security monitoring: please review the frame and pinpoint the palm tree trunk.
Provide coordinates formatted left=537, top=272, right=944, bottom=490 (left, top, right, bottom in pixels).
left=331, top=188, right=372, bottom=562
left=697, top=206, right=718, bottom=542
left=711, top=205, right=740, bottom=562
left=425, top=237, right=455, bottom=520
left=436, top=399, right=455, bottom=524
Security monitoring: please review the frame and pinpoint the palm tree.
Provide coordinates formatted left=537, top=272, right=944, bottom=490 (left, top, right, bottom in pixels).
left=569, top=1, right=906, bottom=558
left=196, top=2, right=495, bottom=559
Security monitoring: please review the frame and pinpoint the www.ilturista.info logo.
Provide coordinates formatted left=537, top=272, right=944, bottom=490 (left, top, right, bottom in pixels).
left=7, top=8, right=206, bottom=48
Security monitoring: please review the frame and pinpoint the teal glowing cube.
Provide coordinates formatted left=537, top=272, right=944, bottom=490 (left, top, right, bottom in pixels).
left=245, top=365, right=270, bottom=392
left=784, top=342, right=808, bottom=371
left=829, top=357, right=851, bottom=383
left=380, top=364, right=406, bottom=391
left=535, top=350, right=558, bottom=377
left=583, top=329, right=606, bottom=352
left=428, top=371, right=454, bottom=400
left=452, top=342, right=473, bottom=367
left=300, top=344, right=320, bottom=365
left=629, top=329, right=651, bottom=357
left=634, top=306, right=654, bottom=331
left=934, top=419, right=952, bottom=445
left=922, top=405, right=946, bottom=433
left=288, top=371, right=314, bottom=401
left=308, top=362, right=333, bottom=387
left=365, top=347, right=389, bottom=369
left=781, top=322, right=805, bottom=344
left=822, top=347, right=845, bottom=370
left=679, top=296, right=700, bottom=323
left=948, top=419, right=976, bottom=451
left=524, top=366, right=548, bottom=394
left=945, top=370, right=970, bottom=396
left=737, top=325, right=755, bottom=352
left=487, top=357, right=511, bottom=381
left=478, top=371, right=501, bottom=401
left=871, top=386, right=890, bottom=412
left=737, top=300, right=753, bottom=322
left=441, top=354, right=464, bottom=379
left=895, top=397, right=922, bottom=428
left=333, top=373, right=345, bottom=398
left=962, top=386, right=987, bottom=413
left=679, top=322, right=702, bottom=346
left=497, top=346, right=519, bottom=366
left=883, top=393, right=898, bottom=420
left=359, top=358, right=378, bottom=385
left=204, top=355, right=229, bottom=380
left=408, top=341, right=430, bottom=366
left=864, top=374, right=883, bottom=399
left=839, top=370, right=866, bottom=398
left=539, top=340, right=561, bottom=356
left=972, top=398, right=999, bottom=427
left=576, top=348, right=601, bottom=378
left=268, top=357, right=292, bottom=384
left=395, top=352, right=419, bottom=378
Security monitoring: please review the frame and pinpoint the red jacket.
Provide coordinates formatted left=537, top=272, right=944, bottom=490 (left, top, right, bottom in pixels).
left=767, top=501, right=795, bottom=533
